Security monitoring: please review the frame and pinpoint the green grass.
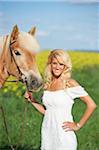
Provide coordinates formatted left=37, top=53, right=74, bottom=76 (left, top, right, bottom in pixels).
left=0, top=50, right=99, bottom=150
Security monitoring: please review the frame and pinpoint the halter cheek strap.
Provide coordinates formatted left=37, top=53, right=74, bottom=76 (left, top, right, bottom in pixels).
left=9, top=40, right=23, bottom=79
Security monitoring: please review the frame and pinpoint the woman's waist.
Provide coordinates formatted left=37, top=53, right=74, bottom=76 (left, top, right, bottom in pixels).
left=46, top=106, right=70, bottom=110
left=45, top=106, right=72, bottom=114
left=44, top=108, right=73, bottom=121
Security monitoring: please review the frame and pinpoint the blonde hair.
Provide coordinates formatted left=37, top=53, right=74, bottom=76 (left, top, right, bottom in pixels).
left=44, top=49, right=72, bottom=89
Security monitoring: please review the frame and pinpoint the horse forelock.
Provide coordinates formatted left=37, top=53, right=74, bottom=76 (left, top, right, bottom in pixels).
left=18, top=32, right=40, bottom=53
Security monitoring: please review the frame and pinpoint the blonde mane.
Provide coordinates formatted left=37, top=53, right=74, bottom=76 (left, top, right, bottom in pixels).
left=0, top=36, right=7, bottom=53
left=18, top=32, right=40, bottom=53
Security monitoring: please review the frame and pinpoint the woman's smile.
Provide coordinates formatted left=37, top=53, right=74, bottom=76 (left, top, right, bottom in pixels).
left=51, top=57, right=65, bottom=77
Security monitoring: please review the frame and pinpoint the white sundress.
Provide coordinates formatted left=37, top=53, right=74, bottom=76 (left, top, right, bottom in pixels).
left=41, top=86, right=88, bottom=150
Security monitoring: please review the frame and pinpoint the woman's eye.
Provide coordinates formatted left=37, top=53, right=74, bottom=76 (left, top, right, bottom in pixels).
left=14, top=50, right=21, bottom=56
left=52, top=62, right=57, bottom=65
left=60, top=63, right=64, bottom=66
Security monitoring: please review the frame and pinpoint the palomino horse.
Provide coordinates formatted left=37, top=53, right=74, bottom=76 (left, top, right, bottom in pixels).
left=0, top=25, right=43, bottom=91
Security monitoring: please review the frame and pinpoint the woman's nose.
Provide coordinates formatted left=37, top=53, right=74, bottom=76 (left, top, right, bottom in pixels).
left=56, top=64, right=60, bottom=69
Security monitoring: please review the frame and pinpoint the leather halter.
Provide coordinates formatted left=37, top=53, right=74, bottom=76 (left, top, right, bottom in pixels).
left=9, top=40, right=24, bottom=81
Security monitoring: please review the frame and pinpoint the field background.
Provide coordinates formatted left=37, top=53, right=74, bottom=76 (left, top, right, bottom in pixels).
left=0, top=50, right=99, bottom=150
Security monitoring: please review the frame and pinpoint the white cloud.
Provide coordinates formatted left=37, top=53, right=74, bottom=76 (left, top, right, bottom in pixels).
left=37, top=30, right=50, bottom=37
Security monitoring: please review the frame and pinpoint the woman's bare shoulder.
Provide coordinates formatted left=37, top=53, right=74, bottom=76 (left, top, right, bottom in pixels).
left=67, top=79, right=80, bottom=87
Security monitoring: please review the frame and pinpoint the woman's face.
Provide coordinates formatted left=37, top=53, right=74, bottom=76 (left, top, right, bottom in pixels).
left=51, top=57, right=65, bottom=77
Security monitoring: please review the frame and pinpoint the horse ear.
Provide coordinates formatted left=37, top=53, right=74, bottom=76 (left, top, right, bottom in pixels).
left=28, top=27, right=36, bottom=36
left=10, top=25, right=19, bottom=41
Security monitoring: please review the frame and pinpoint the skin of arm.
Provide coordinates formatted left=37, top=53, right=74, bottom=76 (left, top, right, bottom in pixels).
left=24, top=91, right=46, bottom=115
left=77, top=95, right=96, bottom=128
left=62, top=79, right=97, bottom=132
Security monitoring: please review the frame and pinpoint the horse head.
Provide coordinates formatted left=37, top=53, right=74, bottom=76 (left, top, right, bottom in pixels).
left=0, top=25, right=43, bottom=91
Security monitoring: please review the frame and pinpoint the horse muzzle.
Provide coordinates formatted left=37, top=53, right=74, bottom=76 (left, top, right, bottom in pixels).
left=29, top=78, right=43, bottom=91
left=22, top=74, right=43, bottom=92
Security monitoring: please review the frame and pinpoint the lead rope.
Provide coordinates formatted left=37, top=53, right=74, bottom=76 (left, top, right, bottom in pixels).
left=0, top=106, right=15, bottom=150
left=0, top=89, right=30, bottom=150
left=0, top=99, right=28, bottom=150
left=16, top=101, right=29, bottom=149
left=15, top=82, right=30, bottom=150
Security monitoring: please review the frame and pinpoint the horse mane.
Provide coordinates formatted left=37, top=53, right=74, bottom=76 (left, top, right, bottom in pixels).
left=0, top=36, right=6, bottom=54
left=0, top=35, right=9, bottom=64
left=18, top=32, right=40, bottom=52
left=0, top=36, right=6, bottom=63
left=0, top=35, right=10, bottom=84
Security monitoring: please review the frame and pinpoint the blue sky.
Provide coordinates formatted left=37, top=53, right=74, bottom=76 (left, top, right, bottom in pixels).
left=0, top=1, right=98, bottom=51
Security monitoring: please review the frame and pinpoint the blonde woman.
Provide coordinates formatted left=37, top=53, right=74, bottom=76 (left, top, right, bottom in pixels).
left=25, top=49, right=96, bottom=150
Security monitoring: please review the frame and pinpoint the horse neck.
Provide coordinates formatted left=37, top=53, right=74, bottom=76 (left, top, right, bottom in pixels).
left=0, top=35, right=10, bottom=88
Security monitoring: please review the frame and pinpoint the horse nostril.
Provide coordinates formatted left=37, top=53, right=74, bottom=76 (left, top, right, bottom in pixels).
left=29, top=78, right=43, bottom=90
left=32, top=79, right=37, bottom=86
left=21, top=75, right=27, bottom=83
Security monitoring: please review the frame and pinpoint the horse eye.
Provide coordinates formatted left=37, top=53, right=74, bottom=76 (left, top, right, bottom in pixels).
left=14, top=50, right=21, bottom=56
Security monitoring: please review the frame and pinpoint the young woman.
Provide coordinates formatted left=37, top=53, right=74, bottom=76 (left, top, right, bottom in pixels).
left=24, top=49, right=96, bottom=150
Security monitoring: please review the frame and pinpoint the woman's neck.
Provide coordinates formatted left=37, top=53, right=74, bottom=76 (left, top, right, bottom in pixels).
left=52, top=76, right=61, bottom=81
left=48, top=77, right=65, bottom=91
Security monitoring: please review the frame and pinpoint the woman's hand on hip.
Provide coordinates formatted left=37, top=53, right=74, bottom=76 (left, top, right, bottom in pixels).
left=62, top=121, right=80, bottom=132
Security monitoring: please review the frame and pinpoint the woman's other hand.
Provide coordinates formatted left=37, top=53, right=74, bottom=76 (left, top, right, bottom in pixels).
left=24, top=91, right=32, bottom=102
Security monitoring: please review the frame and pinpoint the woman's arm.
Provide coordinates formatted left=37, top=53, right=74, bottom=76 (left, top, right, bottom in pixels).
left=62, top=95, right=96, bottom=131
left=62, top=79, right=97, bottom=131
left=24, top=91, right=46, bottom=115
left=77, top=95, right=96, bottom=128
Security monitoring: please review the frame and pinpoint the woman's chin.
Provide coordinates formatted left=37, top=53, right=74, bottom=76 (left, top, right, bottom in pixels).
left=53, top=73, right=61, bottom=78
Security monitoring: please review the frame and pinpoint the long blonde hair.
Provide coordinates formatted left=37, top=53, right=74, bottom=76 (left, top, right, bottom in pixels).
left=44, top=49, right=72, bottom=89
